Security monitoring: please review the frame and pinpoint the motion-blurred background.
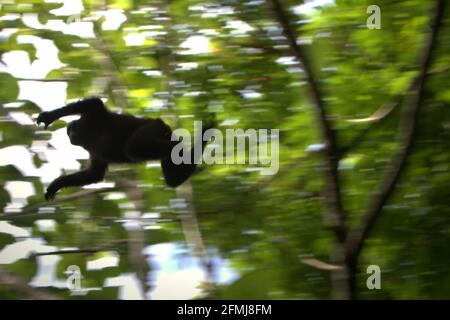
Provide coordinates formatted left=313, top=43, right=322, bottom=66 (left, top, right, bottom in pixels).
left=0, top=0, right=449, bottom=299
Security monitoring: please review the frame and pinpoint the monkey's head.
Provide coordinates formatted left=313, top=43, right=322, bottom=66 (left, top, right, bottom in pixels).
left=67, top=119, right=87, bottom=146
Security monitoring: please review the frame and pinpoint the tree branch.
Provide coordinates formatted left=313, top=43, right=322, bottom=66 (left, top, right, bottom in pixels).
left=267, top=0, right=346, bottom=242
left=88, top=20, right=129, bottom=108
left=32, top=240, right=128, bottom=257
left=346, top=0, right=445, bottom=260
left=33, top=249, right=99, bottom=256
left=300, top=258, right=343, bottom=271
left=15, top=78, right=72, bottom=82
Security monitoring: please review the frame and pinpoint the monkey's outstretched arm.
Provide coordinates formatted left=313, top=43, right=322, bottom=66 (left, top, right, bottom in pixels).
left=45, top=158, right=107, bottom=200
left=37, top=98, right=107, bottom=128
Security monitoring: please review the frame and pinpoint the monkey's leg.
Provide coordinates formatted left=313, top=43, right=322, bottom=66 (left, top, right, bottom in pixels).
left=160, top=133, right=210, bottom=188
left=160, top=157, right=196, bottom=188
left=126, top=123, right=211, bottom=187
left=125, top=131, right=193, bottom=187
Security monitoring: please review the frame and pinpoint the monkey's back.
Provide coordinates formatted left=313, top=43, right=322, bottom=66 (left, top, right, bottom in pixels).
left=89, top=113, right=169, bottom=163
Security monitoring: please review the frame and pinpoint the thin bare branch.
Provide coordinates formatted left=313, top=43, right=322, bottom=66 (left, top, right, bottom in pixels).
left=32, top=240, right=129, bottom=258
left=15, top=78, right=72, bottom=82
left=300, top=258, right=343, bottom=271
left=339, top=101, right=399, bottom=158
left=33, top=249, right=99, bottom=256
left=345, top=102, right=397, bottom=124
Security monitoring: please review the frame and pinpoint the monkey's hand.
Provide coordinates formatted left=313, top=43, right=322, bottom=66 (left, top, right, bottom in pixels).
left=37, top=111, right=58, bottom=129
left=45, top=178, right=63, bottom=201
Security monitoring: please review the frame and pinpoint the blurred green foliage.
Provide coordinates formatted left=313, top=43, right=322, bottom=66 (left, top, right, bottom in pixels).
left=0, top=0, right=449, bottom=299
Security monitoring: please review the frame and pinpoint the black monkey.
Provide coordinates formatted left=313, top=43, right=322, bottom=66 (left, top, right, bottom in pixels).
left=37, top=97, right=210, bottom=200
